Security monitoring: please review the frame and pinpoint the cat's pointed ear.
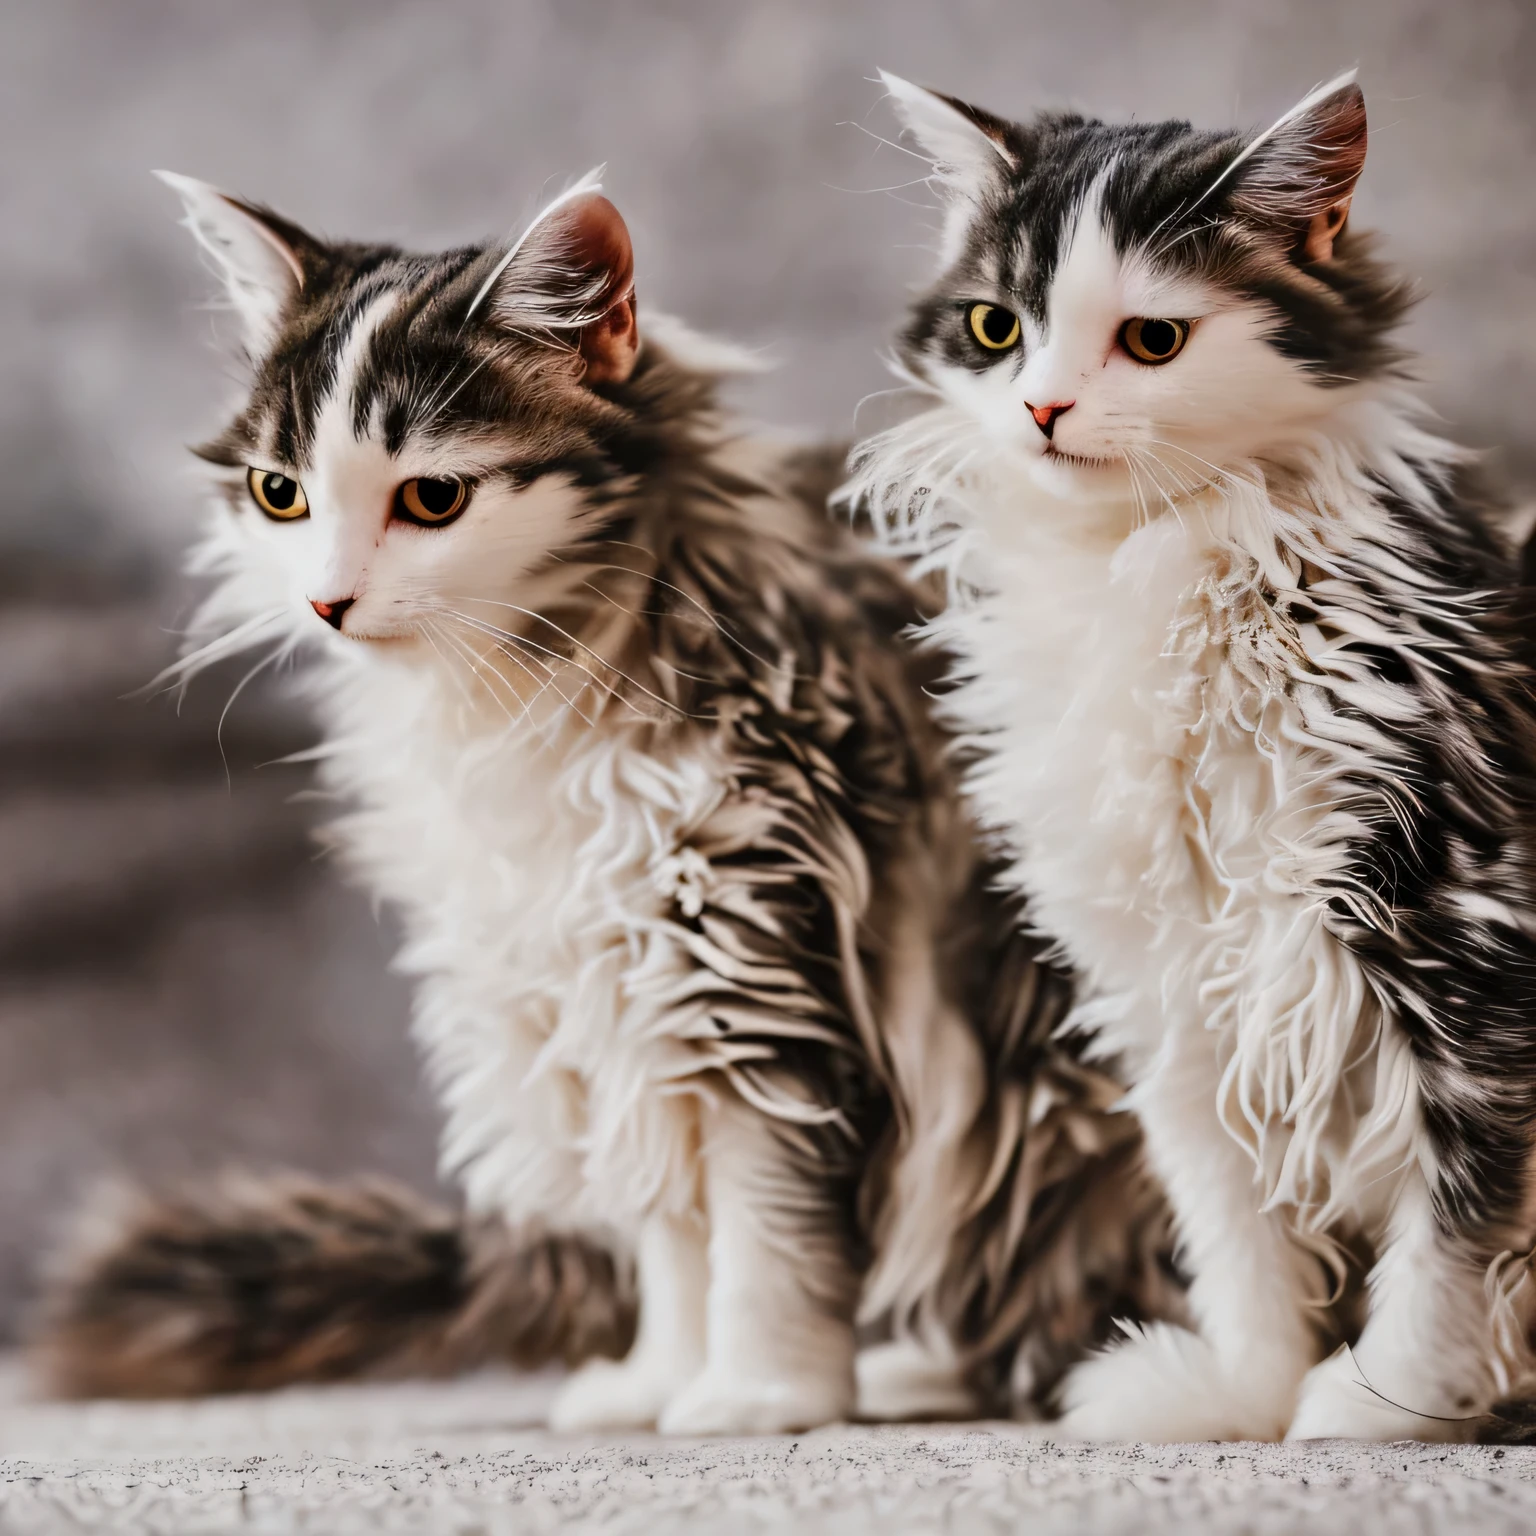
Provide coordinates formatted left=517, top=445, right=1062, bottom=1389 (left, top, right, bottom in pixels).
left=155, top=171, right=318, bottom=352
left=1228, top=73, right=1367, bottom=264
left=546, top=192, right=638, bottom=386
left=473, top=174, right=639, bottom=386
left=880, top=72, right=1017, bottom=267
left=880, top=70, right=1018, bottom=186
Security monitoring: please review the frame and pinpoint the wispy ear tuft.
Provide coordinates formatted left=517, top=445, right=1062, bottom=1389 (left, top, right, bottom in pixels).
left=154, top=172, right=317, bottom=354
left=473, top=170, right=640, bottom=386
left=879, top=71, right=1018, bottom=269
left=880, top=70, right=1018, bottom=184
left=1226, top=72, right=1368, bottom=264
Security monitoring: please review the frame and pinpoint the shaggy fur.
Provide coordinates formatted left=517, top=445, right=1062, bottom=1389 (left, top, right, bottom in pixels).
left=849, top=72, right=1536, bottom=1442
left=35, top=172, right=1178, bottom=1430
left=36, top=1176, right=635, bottom=1398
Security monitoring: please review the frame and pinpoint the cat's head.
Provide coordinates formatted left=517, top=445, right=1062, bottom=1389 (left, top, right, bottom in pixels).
left=162, top=170, right=652, bottom=653
left=881, top=71, right=1409, bottom=511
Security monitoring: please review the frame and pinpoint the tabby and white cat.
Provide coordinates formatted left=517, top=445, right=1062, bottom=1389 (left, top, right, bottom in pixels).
left=851, top=71, right=1536, bottom=1442
left=40, top=172, right=1177, bottom=1431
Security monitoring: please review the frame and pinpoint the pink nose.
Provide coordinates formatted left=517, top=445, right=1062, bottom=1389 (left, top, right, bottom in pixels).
left=310, top=596, right=355, bottom=631
left=1026, top=400, right=1075, bottom=439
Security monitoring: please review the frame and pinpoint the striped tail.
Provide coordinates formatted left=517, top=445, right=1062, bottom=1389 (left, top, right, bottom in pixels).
left=31, top=1172, right=634, bottom=1399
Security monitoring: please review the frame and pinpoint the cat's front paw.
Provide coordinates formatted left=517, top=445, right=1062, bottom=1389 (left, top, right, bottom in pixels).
left=548, top=1355, right=681, bottom=1432
left=657, top=1366, right=852, bottom=1436
left=855, top=1337, right=980, bottom=1422
left=1286, top=1347, right=1479, bottom=1443
left=1057, top=1323, right=1297, bottom=1443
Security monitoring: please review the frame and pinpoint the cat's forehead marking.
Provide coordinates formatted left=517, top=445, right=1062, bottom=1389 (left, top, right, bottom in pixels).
left=989, top=149, right=1099, bottom=320
left=306, top=289, right=404, bottom=473
left=248, top=280, right=390, bottom=466
left=242, top=256, right=407, bottom=469
left=223, top=245, right=621, bottom=501
left=348, top=247, right=495, bottom=453
left=978, top=120, right=1229, bottom=320
left=247, top=250, right=507, bottom=471
left=1038, top=173, right=1216, bottom=340
left=1041, top=184, right=1124, bottom=344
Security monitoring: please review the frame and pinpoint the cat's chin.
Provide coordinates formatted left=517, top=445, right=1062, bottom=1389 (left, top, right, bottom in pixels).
left=317, top=624, right=418, bottom=648
left=1027, top=449, right=1132, bottom=505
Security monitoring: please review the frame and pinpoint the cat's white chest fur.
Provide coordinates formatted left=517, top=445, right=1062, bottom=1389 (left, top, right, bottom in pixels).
left=314, top=653, right=728, bottom=1234
left=943, top=494, right=1402, bottom=1221
left=958, top=513, right=1213, bottom=1006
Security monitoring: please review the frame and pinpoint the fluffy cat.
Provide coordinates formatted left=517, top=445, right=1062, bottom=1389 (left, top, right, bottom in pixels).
left=37, top=171, right=1177, bottom=1430
left=849, top=72, right=1536, bottom=1442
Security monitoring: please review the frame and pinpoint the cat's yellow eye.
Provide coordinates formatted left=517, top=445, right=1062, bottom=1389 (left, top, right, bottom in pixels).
left=247, top=468, right=309, bottom=521
left=1120, top=317, right=1190, bottom=366
left=967, top=302, right=1021, bottom=353
left=394, top=476, right=470, bottom=527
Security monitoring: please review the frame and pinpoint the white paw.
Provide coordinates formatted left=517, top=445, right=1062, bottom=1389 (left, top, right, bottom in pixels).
left=1286, top=1347, right=1479, bottom=1443
left=1056, top=1324, right=1297, bottom=1443
left=548, top=1356, right=680, bottom=1433
left=855, top=1337, right=981, bottom=1422
left=657, top=1366, right=852, bottom=1436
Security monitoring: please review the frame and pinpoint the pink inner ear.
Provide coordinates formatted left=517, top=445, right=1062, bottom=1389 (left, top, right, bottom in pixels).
left=1305, top=86, right=1368, bottom=211
left=553, top=194, right=635, bottom=314
left=1302, top=200, right=1352, bottom=264
left=1233, top=80, right=1369, bottom=266
left=546, top=193, right=640, bottom=385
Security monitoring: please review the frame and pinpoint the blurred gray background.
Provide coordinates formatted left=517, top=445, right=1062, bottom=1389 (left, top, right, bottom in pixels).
left=0, top=0, right=1531, bottom=1340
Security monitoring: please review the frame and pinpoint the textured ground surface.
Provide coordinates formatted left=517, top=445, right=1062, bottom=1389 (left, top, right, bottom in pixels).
left=4, top=1365, right=1536, bottom=1534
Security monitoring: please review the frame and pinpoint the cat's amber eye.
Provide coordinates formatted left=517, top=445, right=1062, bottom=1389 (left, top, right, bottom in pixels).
left=394, top=477, right=470, bottom=527
left=1119, top=317, right=1190, bottom=366
left=967, top=302, right=1021, bottom=353
left=247, top=468, right=309, bottom=521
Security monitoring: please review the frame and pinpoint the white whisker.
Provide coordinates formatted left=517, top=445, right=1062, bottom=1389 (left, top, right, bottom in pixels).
left=449, top=593, right=689, bottom=720
left=141, top=607, right=290, bottom=701
left=214, top=641, right=288, bottom=789
left=546, top=551, right=795, bottom=680
left=439, top=610, right=602, bottom=729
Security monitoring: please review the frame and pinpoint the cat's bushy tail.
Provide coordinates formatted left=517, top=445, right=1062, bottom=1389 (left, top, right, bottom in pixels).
left=30, top=1173, right=634, bottom=1399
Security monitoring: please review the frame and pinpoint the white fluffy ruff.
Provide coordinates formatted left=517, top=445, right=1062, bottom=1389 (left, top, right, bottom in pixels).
left=180, top=510, right=753, bottom=1244
left=854, top=392, right=1440, bottom=1192
left=327, top=658, right=737, bottom=1233
left=849, top=388, right=1529, bottom=1440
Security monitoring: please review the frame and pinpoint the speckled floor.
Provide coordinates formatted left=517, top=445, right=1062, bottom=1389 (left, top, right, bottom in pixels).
left=2, top=1362, right=1534, bottom=1533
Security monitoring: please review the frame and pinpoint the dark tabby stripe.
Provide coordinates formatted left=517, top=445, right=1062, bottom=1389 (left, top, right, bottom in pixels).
left=34, top=1174, right=635, bottom=1398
